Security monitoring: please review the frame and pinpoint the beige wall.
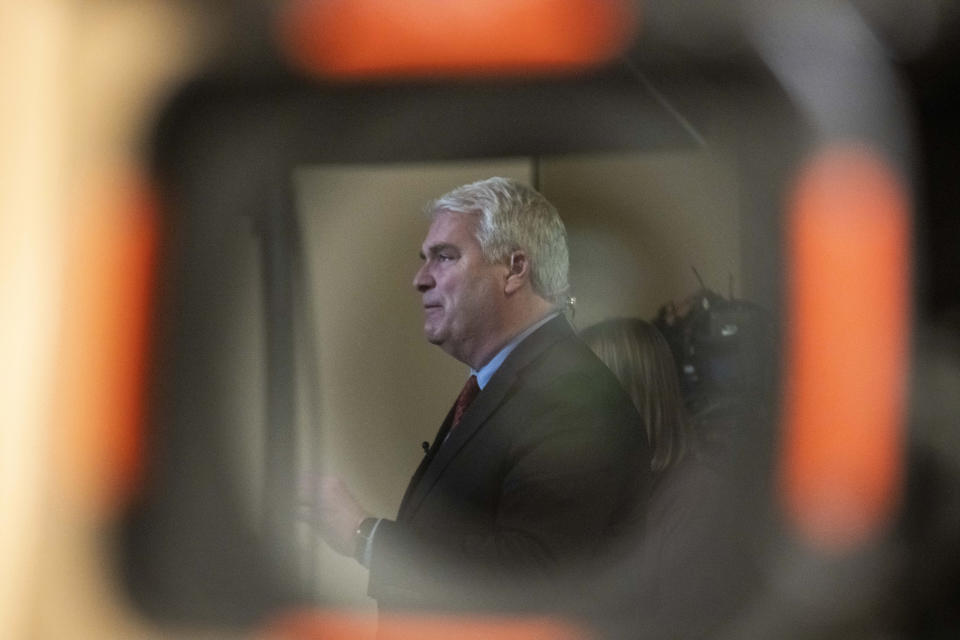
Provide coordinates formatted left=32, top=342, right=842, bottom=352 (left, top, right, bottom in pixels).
left=544, top=149, right=741, bottom=329
left=282, top=150, right=740, bottom=606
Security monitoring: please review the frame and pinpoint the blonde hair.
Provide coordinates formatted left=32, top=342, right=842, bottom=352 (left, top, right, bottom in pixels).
left=581, top=318, right=692, bottom=475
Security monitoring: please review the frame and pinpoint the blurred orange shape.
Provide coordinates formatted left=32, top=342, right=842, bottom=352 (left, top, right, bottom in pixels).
left=263, top=610, right=591, bottom=640
left=56, top=174, right=157, bottom=514
left=277, top=0, right=640, bottom=78
left=780, top=145, right=910, bottom=551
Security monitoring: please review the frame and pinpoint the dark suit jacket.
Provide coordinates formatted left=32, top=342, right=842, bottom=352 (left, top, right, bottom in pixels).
left=368, top=315, right=651, bottom=613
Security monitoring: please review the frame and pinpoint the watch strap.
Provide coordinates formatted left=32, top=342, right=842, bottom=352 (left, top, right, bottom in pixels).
left=353, top=516, right=378, bottom=563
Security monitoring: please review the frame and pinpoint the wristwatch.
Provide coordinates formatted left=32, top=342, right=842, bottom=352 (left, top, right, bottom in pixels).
left=353, top=516, right=378, bottom=563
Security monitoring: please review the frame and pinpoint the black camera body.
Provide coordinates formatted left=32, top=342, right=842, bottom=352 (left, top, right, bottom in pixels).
left=655, top=289, right=775, bottom=408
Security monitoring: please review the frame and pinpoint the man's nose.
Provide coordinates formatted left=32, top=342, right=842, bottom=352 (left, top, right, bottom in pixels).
left=413, top=264, right=433, bottom=292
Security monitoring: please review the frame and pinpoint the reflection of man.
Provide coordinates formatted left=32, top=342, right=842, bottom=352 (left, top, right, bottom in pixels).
left=314, top=177, right=650, bottom=613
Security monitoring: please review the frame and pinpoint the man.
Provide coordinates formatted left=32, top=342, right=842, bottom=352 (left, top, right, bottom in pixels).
left=313, top=177, right=650, bottom=613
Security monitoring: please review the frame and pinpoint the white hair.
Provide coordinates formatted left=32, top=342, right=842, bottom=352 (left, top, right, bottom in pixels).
left=427, top=177, right=570, bottom=305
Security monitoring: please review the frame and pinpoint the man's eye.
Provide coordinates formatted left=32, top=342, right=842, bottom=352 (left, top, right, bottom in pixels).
left=438, top=254, right=454, bottom=261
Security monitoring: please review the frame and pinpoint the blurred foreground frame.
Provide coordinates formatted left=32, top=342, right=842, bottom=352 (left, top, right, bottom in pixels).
left=126, top=59, right=708, bottom=629
left=111, top=0, right=960, bottom=638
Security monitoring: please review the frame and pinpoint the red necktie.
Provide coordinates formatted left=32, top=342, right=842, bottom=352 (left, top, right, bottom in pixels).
left=451, top=375, right=480, bottom=429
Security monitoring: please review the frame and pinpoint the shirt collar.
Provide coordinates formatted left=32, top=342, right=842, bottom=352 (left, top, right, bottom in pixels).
left=471, top=311, right=560, bottom=390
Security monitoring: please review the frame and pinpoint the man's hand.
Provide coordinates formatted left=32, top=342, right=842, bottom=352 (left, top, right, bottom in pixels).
left=303, top=475, right=371, bottom=557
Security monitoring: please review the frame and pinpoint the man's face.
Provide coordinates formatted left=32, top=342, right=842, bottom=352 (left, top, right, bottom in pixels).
left=413, top=211, right=507, bottom=365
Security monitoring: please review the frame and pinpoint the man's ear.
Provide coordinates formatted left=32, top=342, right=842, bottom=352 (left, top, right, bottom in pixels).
left=504, top=251, right=528, bottom=295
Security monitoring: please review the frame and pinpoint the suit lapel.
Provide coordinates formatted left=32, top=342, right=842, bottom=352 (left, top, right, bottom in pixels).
left=399, top=315, right=574, bottom=519
left=396, top=405, right=454, bottom=519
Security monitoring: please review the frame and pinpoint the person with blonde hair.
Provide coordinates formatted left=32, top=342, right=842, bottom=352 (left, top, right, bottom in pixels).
left=581, top=318, right=693, bottom=479
left=582, top=317, right=753, bottom=639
